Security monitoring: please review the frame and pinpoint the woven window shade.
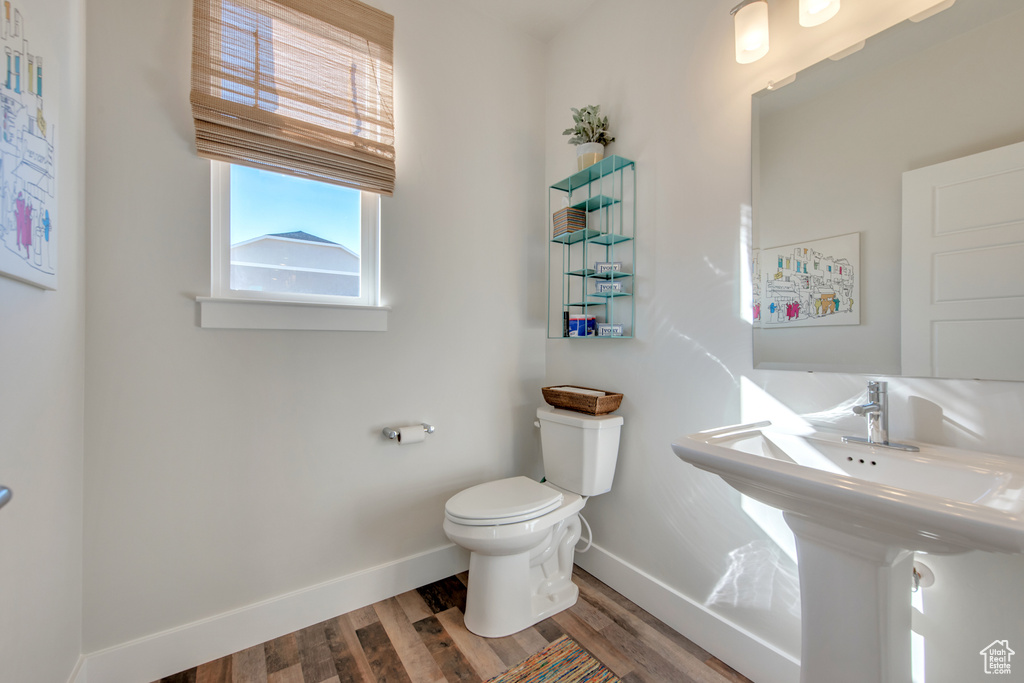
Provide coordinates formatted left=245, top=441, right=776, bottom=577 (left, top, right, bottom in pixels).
left=191, top=0, right=395, bottom=195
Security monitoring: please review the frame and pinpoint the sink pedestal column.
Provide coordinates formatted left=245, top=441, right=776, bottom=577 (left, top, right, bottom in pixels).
left=785, top=513, right=914, bottom=683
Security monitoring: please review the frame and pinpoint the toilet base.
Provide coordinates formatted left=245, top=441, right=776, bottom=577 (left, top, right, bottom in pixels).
left=462, top=515, right=582, bottom=638
left=531, top=578, right=579, bottom=624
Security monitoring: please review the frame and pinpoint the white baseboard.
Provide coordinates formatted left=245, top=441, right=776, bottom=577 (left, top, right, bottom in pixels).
left=575, top=543, right=800, bottom=683
left=79, top=543, right=468, bottom=683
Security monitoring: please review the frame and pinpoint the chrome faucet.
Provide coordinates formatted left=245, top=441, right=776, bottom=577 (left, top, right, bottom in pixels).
left=843, top=381, right=919, bottom=452
left=853, top=380, right=888, bottom=444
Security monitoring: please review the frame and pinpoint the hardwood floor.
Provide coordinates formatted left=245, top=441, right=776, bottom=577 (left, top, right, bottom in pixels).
left=155, top=566, right=754, bottom=683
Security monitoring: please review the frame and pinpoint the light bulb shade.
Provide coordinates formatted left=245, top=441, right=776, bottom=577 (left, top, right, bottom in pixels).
left=734, top=0, right=770, bottom=64
left=799, top=0, right=840, bottom=27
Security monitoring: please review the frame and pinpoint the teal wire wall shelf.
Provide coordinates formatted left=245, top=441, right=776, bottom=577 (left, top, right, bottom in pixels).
left=547, top=155, right=636, bottom=339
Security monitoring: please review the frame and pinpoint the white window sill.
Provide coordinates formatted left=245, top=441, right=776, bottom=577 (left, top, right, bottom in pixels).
left=197, top=297, right=389, bottom=331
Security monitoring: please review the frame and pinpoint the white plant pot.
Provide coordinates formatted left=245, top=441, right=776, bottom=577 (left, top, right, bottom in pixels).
left=576, top=142, right=605, bottom=171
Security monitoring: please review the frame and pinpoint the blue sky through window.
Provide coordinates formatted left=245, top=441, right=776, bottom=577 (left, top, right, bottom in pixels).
left=230, top=165, right=362, bottom=254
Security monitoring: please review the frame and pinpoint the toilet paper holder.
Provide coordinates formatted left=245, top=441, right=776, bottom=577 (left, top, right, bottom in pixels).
left=382, top=423, right=435, bottom=440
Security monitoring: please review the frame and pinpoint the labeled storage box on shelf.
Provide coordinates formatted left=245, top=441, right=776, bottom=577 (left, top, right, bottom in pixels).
left=595, top=281, right=624, bottom=294
left=568, top=315, right=597, bottom=337
left=542, top=385, right=624, bottom=415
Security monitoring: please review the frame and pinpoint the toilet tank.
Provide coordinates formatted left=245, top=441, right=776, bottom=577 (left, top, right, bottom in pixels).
left=537, top=406, right=623, bottom=496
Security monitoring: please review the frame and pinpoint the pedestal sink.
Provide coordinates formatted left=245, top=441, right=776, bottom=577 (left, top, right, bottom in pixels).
left=672, top=421, right=1024, bottom=683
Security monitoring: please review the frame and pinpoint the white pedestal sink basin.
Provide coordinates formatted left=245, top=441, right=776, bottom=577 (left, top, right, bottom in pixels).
left=672, top=421, right=1024, bottom=683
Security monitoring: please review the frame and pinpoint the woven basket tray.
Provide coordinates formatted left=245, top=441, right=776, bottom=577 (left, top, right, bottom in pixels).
left=541, top=385, right=623, bottom=416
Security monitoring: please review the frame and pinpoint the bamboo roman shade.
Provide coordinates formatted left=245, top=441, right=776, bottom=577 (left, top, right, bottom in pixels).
left=191, top=0, right=395, bottom=194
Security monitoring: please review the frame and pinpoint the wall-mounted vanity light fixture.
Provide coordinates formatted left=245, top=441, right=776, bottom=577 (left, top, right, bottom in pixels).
left=732, top=0, right=770, bottom=64
left=733, top=0, right=843, bottom=65
left=799, top=0, right=841, bottom=27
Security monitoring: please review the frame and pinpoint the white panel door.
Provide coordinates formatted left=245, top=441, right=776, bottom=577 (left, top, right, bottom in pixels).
left=902, top=140, right=1024, bottom=380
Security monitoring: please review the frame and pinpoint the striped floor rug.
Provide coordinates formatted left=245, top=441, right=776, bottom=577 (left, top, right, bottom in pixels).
left=486, top=635, right=620, bottom=683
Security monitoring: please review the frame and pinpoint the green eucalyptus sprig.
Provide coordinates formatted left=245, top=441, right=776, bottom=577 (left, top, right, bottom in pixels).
left=562, top=105, right=615, bottom=146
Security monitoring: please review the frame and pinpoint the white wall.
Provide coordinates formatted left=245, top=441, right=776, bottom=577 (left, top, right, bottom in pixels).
left=545, top=0, right=1024, bottom=681
left=0, top=0, right=86, bottom=680
left=83, top=0, right=545, bottom=653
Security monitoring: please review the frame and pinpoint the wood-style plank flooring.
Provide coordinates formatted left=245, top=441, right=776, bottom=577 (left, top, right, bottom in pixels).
left=156, top=566, right=754, bottom=683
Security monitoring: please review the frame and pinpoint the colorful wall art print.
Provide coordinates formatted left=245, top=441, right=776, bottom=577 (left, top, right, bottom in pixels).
left=0, top=1, right=57, bottom=290
left=756, top=232, right=860, bottom=329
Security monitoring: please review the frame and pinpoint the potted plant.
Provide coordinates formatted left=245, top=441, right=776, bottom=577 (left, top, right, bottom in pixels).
left=563, top=105, right=615, bottom=171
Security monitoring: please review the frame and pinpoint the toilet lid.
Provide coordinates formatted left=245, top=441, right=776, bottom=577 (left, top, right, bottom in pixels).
left=445, top=476, right=563, bottom=525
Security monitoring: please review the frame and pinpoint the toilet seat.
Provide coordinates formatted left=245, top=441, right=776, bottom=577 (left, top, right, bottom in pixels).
left=445, top=476, right=563, bottom=526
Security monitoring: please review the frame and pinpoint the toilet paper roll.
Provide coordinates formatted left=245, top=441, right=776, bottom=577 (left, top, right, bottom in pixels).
left=397, top=425, right=426, bottom=444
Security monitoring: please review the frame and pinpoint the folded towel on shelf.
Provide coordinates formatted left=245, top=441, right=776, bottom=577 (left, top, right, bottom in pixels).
left=549, top=386, right=606, bottom=397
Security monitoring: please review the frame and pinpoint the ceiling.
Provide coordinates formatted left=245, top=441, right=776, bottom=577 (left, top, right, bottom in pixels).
left=453, top=0, right=602, bottom=41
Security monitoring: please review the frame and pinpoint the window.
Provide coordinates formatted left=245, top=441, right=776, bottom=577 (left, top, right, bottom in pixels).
left=211, top=162, right=379, bottom=306
left=191, top=0, right=393, bottom=330
left=201, top=162, right=385, bottom=330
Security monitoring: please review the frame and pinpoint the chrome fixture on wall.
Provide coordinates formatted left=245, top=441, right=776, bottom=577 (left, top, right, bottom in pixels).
left=0, top=486, right=11, bottom=510
left=843, top=381, right=919, bottom=452
left=382, top=423, right=435, bottom=442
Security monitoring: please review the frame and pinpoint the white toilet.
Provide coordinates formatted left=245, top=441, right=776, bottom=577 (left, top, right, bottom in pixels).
left=443, top=405, right=623, bottom=638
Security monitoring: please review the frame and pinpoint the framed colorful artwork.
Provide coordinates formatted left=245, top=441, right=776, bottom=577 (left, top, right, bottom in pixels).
left=0, top=1, right=57, bottom=290
left=757, top=232, right=860, bottom=329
